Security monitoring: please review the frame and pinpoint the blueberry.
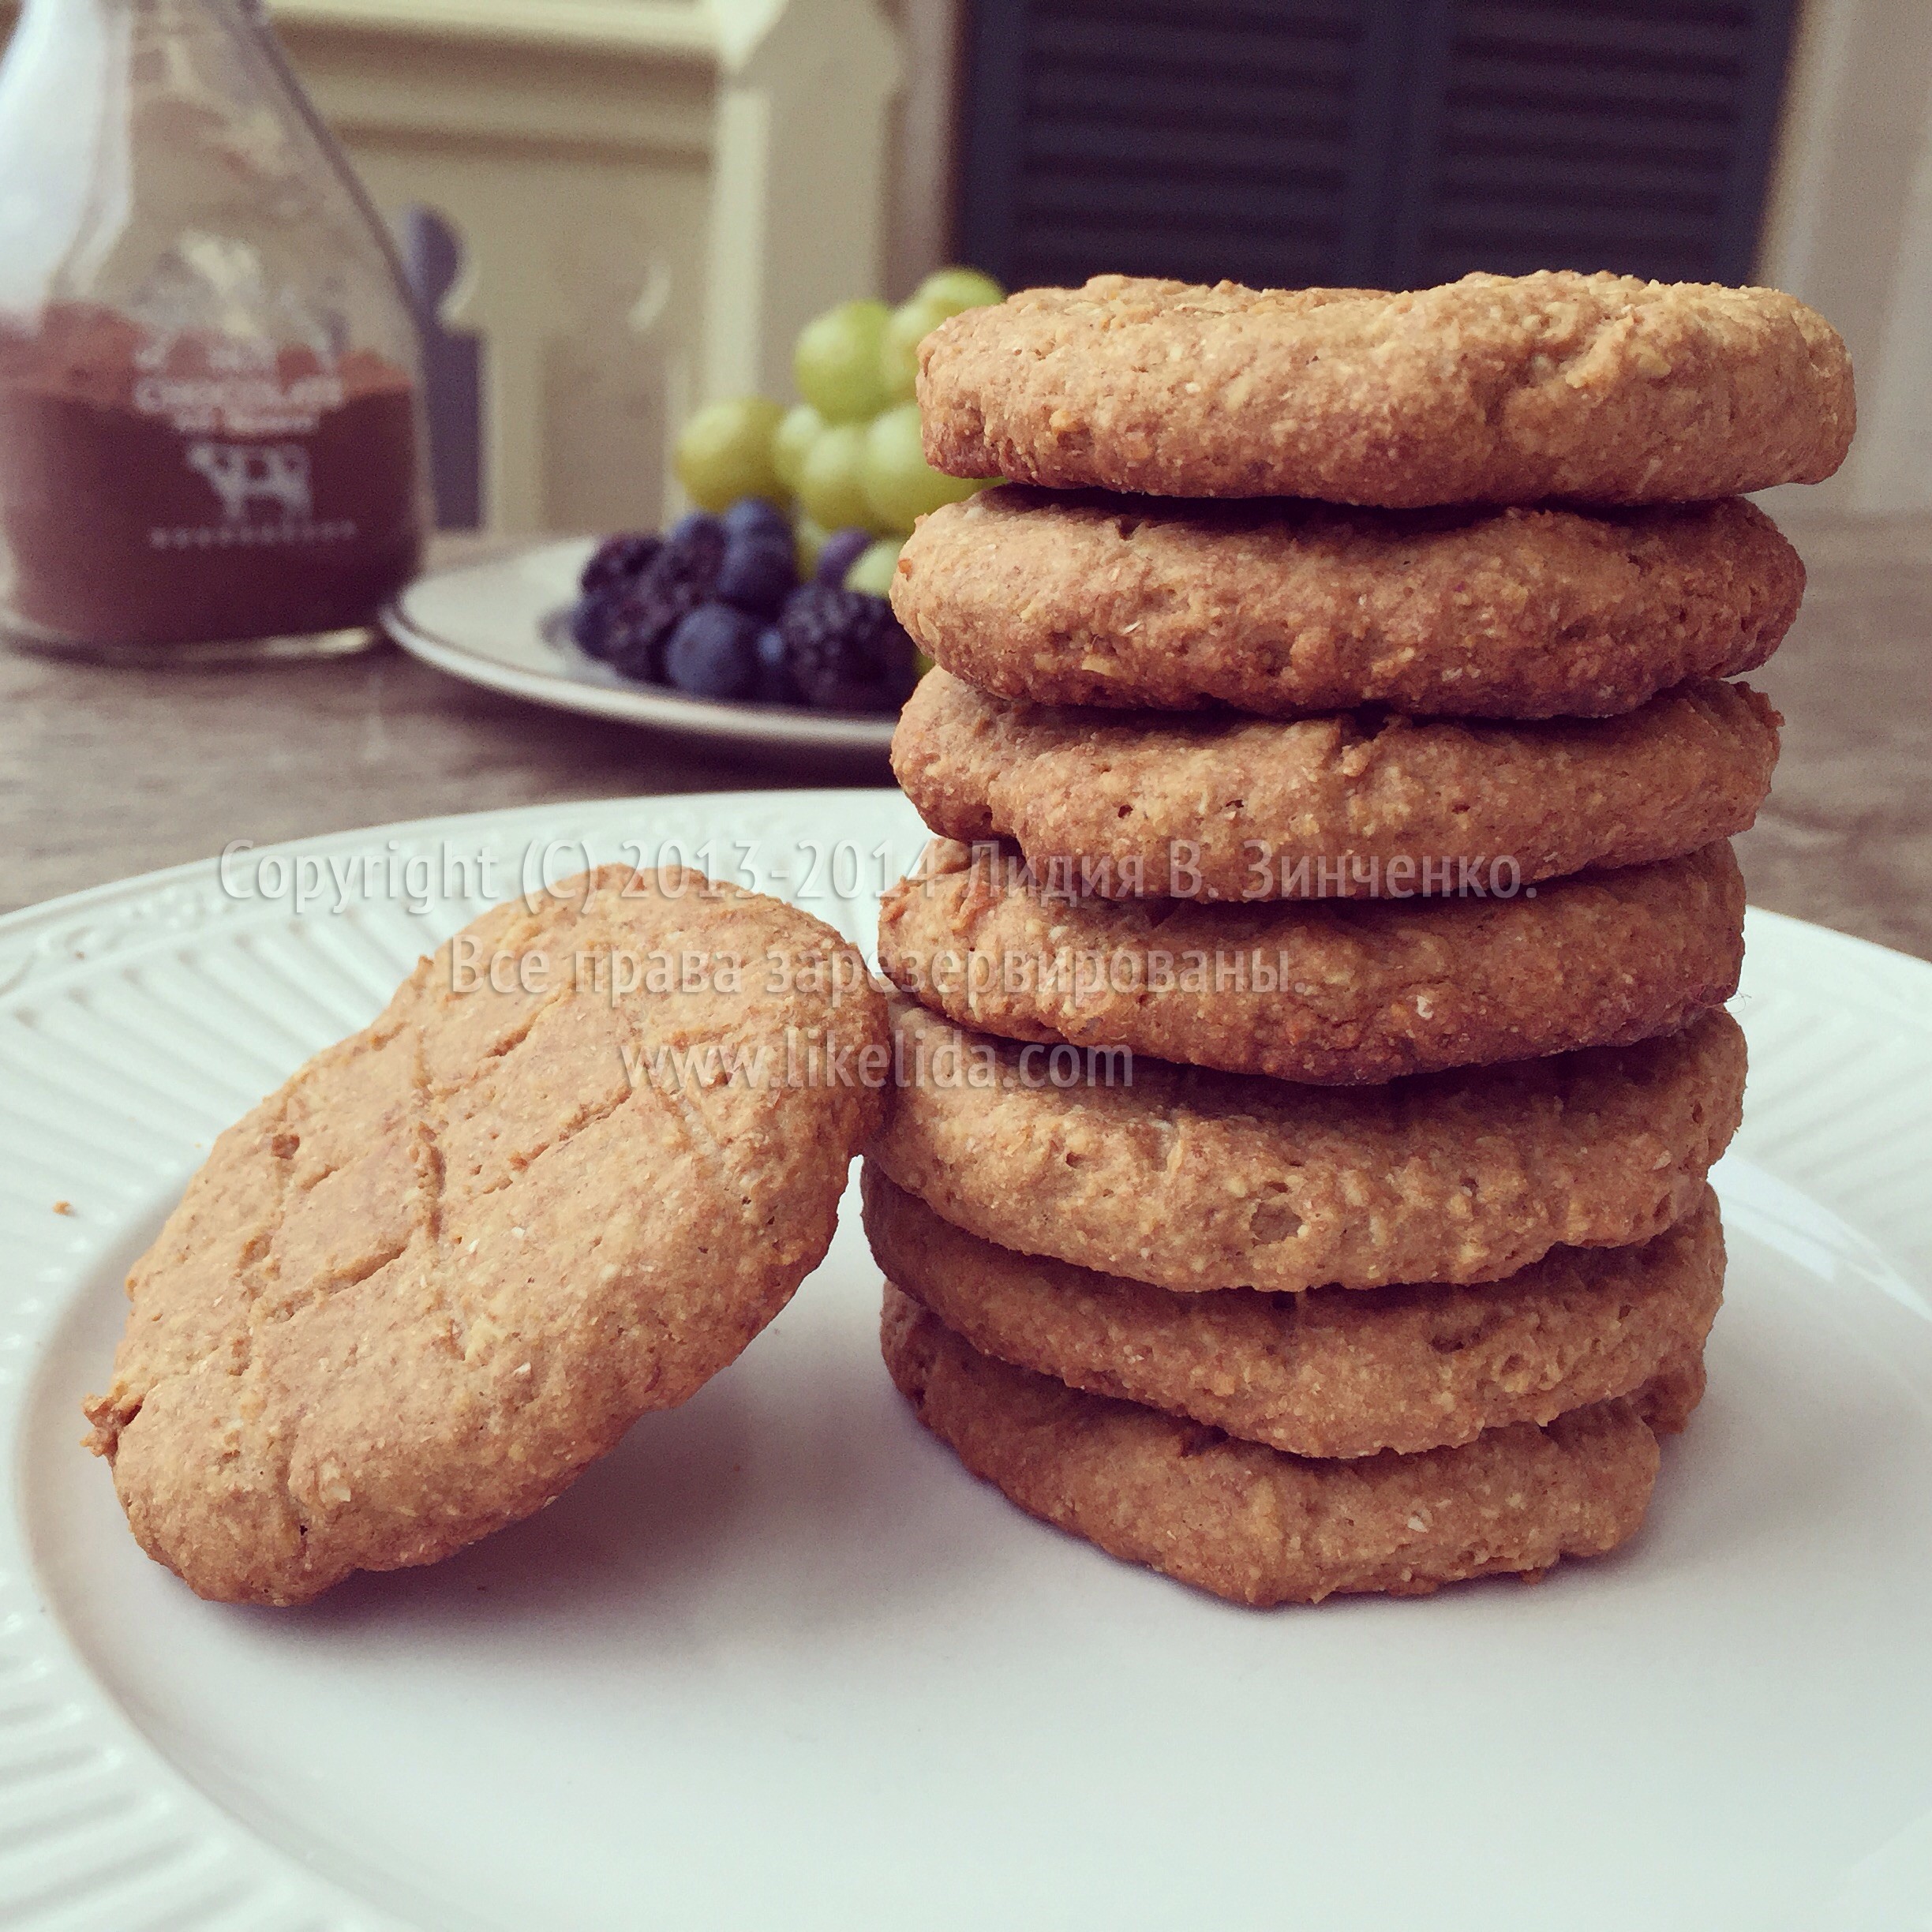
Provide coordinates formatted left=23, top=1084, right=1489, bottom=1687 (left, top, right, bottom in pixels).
left=721, top=496, right=791, bottom=544
left=568, top=591, right=617, bottom=658
left=753, top=623, right=797, bottom=705
left=663, top=602, right=760, bottom=700
left=814, top=526, right=874, bottom=587
left=579, top=531, right=661, bottom=597
left=665, top=509, right=724, bottom=549
left=713, top=533, right=796, bottom=617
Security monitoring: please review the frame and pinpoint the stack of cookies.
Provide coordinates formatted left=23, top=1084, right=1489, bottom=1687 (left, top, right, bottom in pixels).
left=863, top=271, right=1853, bottom=1607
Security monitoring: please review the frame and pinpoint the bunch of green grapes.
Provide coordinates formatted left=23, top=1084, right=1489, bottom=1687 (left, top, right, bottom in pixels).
left=673, top=267, right=1003, bottom=590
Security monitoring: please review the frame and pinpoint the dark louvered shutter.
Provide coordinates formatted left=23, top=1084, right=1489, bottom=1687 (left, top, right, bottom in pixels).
left=958, top=0, right=1799, bottom=292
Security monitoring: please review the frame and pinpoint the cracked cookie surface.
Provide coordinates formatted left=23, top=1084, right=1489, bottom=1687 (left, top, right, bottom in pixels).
left=865, top=1164, right=1719, bottom=1458
left=882, top=1288, right=1661, bottom=1605
left=892, top=490, right=1802, bottom=719
left=893, top=671, right=1779, bottom=897
left=879, top=837, right=1745, bottom=1084
left=84, top=867, right=887, bottom=1604
left=917, top=271, right=1853, bottom=506
left=869, top=998, right=1743, bottom=1294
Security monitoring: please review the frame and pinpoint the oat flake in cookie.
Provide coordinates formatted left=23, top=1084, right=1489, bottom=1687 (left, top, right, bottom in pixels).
left=84, top=867, right=888, bottom=1606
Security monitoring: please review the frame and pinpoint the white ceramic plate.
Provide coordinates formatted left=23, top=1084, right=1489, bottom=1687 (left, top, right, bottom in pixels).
left=384, top=541, right=899, bottom=756
left=4, top=792, right=1931, bottom=1932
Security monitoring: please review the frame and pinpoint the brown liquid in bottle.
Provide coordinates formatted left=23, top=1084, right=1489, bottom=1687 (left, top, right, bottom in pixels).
left=0, top=303, right=422, bottom=649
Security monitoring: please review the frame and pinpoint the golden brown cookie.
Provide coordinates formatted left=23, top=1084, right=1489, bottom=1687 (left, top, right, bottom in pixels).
left=893, top=490, right=1801, bottom=720
left=870, top=998, right=1743, bottom=1294
left=865, top=1164, right=1720, bottom=1458
left=918, top=271, right=1854, bottom=505
left=893, top=669, right=1780, bottom=895
left=878, top=837, right=1744, bottom=1084
left=900, top=672, right=1777, bottom=904
left=84, top=867, right=889, bottom=1606
left=882, top=1288, right=1660, bottom=1605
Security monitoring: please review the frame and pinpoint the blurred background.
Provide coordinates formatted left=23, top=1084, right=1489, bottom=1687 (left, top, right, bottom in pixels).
left=0, top=0, right=1908, bottom=538
left=5, top=0, right=1926, bottom=949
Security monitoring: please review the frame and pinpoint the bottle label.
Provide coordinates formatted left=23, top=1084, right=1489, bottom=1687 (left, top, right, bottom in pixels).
left=0, top=305, right=421, bottom=646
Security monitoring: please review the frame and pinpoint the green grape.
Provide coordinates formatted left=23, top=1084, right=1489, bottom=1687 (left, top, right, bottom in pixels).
left=915, top=266, right=1005, bottom=316
left=862, top=402, right=989, bottom=532
left=772, top=402, right=824, bottom=495
left=793, top=298, right=892, bottom=422
left=843, top=537, right=902, bottom=598
left=674, top=395, right=784, bottom=511
left=796, top=421, right=874, bottom=530
left=879, top=295, right=955, bottom=402
left=794, top=515, right=830, bottom=577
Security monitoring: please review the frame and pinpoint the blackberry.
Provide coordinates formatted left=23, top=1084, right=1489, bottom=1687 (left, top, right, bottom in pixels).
left=777, top=586, right=919, bottom=713
left=579, top=531, right=661, bottom=597
left=602, top=517, right=728, bottom=683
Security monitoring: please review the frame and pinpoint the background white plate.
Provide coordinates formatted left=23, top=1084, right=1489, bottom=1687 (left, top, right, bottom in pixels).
left=3, top=791, right=1930, bottom=1932
left=384, top=541, right=899, bottom=757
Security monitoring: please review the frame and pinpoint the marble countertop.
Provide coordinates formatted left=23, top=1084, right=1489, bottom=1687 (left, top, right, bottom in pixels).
left=7, top=515, right=1928, bottom=960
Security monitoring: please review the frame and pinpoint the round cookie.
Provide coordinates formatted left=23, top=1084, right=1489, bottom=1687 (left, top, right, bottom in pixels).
left=870, top=998, right=1745, bottom=1294
left=917, top=271, right=1854, bottom=506
left=893, top=490, right=1802, bottom=720
left=879, top=837, right=1744, bottom=1084
left=864, top=1164, right=1720, bottom=1458
left=84, top=867, right=889, bottom=1606
left=893, top=669, right=1780, bottom=895
left=882, top=1288, right=1661, bottom=1606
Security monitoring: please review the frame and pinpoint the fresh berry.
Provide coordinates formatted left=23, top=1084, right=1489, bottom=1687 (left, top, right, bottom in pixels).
left=601, top=519, right=727, bottom=682
left=568, top=590, right=619, bottom=658
left=664, top=602, right=760, bottom=700
left=721, top=496, right=792, bottom=544
left=579, top=531, right=661, bottom=597
left=666, top=509, right=724, bottom=549
left=814, top=525, right=874, bottom=586
left=674, top=399, right=784, bottom=511
left=753, top=623, right=796, bottom=705
left=842, top=537, right=901, bottom=598
left=713, top=532, right=796, bottom=617
left=776, top=585, right=919, bottom=713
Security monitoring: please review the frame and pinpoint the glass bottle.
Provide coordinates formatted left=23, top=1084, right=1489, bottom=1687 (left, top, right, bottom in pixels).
left=0, top=0, right=428, bottom=661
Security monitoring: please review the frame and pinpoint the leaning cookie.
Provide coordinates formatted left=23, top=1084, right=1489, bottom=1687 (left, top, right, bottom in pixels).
left=894, top=671, right=1780, bottom=897
left=883, top=1290, right=1660, bottom=1606
left=865, top=1165, right=1720, bottom=1458
left=880, top=837, right=1744, bottom=1084
left=919, top=271, right=1853, bottom=505
left=893, top=491, right=1800, bottom=720
left=870, top=999, right=1744, bottom=1294
left=84, top=867, right=888, bottom=1606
